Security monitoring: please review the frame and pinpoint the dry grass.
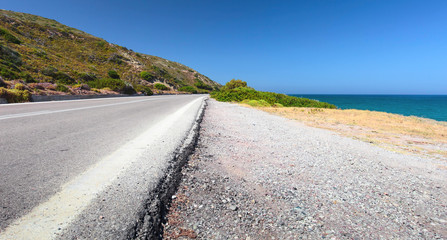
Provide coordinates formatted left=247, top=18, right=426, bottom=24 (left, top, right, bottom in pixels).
left=247, top=105, right=447, bottom=160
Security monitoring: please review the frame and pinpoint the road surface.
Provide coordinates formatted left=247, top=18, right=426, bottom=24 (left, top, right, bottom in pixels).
left=0, top=95, right=206, bottom=239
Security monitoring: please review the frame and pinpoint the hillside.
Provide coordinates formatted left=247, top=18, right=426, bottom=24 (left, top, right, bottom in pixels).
left=0, top=10, right=220, bottom=102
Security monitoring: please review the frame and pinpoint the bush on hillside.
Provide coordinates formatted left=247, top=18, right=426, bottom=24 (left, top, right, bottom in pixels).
left=0, top=45, right=23, bottom=80
left=0, top=87, right=30, bottom=103
left=135, top=85, right=153, bottom=96
left=78, top=72, right=97, bottom=82
left=87, top=78, right=126, bottom=91
left=20, top=72, right=35, bottom=83
left=96, top=41, right=106, bottom=48
left=107, top=70, right=120, bottom=79
left=41, top=67, right=75, bottom=84
left=211, top=80, right=337, bottom=109
left=154, top=83, right=169, bottom=90
left=140, top=71, right=154, bottom=81
left=54, top=72, right=75, bottom=84
left=194, top=79, right=213, bottom=91
left=178, top=86, right=197, bottom=94
left=0, top=66, right=19, bottom=79
left=14, top=83, right=25, bottom=90
left=0, top=28, right=21, bottom=44
left=56, top=83, right=70, bottom=92
left=0, top=45, right=22, bottom=66
left=41, top=66, right=58, bottom=76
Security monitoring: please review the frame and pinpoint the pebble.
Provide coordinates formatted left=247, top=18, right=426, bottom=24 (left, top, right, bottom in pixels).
left=163, top=100, right=447, bottom=239
left=229, top=205, right=238, bottom=211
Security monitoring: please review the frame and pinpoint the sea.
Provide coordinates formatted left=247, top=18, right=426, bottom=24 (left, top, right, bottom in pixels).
left=290, top=95, right=447, bottom=122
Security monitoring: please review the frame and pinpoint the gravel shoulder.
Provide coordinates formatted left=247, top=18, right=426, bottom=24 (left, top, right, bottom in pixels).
left=163, top=99, right=447, bottom=239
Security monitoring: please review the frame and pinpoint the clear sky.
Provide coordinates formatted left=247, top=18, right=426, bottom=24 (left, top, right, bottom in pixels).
left=2, top=0, right=447, bottom=94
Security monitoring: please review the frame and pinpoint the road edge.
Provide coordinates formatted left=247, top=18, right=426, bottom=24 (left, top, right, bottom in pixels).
left=127, top=97, right=208, bottom=240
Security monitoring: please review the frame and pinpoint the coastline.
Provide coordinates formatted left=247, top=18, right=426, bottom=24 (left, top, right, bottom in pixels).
left=291, top=94, right=447, bottom=122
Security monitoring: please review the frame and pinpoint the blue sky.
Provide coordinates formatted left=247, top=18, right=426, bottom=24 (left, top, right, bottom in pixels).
left=2, top=0, right=447, bottom=94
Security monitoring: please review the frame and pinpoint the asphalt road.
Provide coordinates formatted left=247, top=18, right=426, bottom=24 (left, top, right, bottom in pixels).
left=0, top=95, right=206, bottom=239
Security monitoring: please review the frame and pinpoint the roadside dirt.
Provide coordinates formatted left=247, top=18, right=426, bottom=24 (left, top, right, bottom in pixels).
left=163, top=100, right=447, bottom=239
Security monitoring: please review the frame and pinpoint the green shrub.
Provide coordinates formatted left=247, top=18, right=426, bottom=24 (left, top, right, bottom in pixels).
left=197, top=89, right=211, bottom=94
left=0, top=28, right=21, bottom=44
left=222, top=79, right=247, bottom=90
left=194, top=80, right=213, bottom=91
left=96, top=41, right=106, bottom=48
left=241, top=99, right=271, bottom=107
left=140, top=71, right=154, bottom=81
left=33, top=49, right=47, bottom=58
left=154, top=83, right=169, bottom=90
left=41, top=67, right=74, bottom=84
left=211, top=81, right=336, bottom=109
left=0, top=45, right=22, bottom=80
left=14, top=83, right=25, bottom=90
left=108, top=70, right=120, bottom=79
left=41, top=66, right=58, bottom=76
left=20, top=72, right=35, bottom=83
left=0, top=66, right=19, bottom=79
left=54, top=72, right=75, bottom=84
left=56, top=83, right=69, bottom=92
left=78, top=72, right=97, bottom=82
left=178, top=86, right=197, bottom=94
left=0, top=87, right=30, bottom=103
left=272, top=103, right=284, bottom=107
left=0, top=45, right=22, bottom=66
left=87, top=78, right=126, bottom=91
left=135, top=85, right=153, bottom=95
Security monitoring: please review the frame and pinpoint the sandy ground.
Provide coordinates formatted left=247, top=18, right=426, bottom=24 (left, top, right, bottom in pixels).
left=257, top=106, right=447, bottom=160
left=163, top=99, right=447, bottom=239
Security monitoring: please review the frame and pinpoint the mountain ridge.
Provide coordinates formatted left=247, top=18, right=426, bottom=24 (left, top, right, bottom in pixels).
left=0, top=9, right=219, bottom=101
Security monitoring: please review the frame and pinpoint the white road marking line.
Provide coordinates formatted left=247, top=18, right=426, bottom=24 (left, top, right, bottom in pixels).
left=0, top=95, right=166, bottom=106
left=0, top=97, right=204, bottom=240
left=0, top=98, right=153, bottom=120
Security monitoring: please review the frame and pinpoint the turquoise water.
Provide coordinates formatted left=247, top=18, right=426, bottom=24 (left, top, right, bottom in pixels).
left=290, top=95, right=447, bottom=122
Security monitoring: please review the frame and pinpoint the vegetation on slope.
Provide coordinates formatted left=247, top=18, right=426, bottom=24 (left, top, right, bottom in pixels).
left=211, top=79, right=337, bottom=108
left=0, top=10, right=219, bottom=102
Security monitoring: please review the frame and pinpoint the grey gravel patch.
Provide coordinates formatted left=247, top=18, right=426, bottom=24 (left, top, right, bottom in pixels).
left=164, top=99, right=447, bottom=239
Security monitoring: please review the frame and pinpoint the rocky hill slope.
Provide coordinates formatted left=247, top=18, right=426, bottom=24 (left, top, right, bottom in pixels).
left=0, top=10, right=219, bottom=101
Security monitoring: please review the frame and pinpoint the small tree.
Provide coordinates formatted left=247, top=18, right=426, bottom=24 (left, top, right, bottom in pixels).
left=154, top=83, right=169, bottom=90
left=108, top=70, right=120, bottom=79
left=179, top=86, right=197, bottom=94
left=140, top=71, right=154, bottom=81
left=223, top=79, right=247, bottom=90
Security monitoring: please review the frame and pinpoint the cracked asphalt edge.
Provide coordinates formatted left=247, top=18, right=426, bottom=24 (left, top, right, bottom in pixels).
left=127, top=97, right=208, bottom=240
